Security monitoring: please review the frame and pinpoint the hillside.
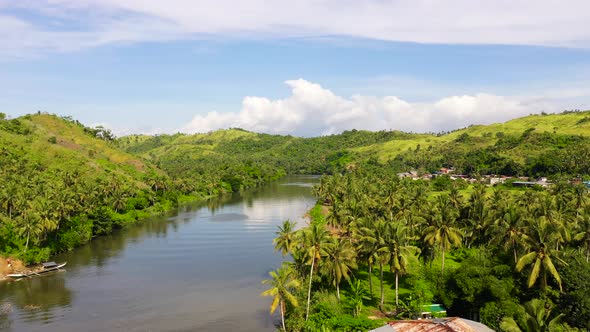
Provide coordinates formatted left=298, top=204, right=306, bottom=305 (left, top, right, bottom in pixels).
left=117, top=128, right=422, bottom=174
left=0, top=113, right=156, bottom=182
left=0, top=113, right=209, bottom=263
left=120, top=110, right=590, bottom=178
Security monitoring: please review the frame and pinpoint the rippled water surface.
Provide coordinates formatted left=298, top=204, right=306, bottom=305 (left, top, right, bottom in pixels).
left=0, top=175, right=318, bottom=332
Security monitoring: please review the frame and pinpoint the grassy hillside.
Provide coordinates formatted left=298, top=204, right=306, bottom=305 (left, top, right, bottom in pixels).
left=353, top=111, right=590, bottom=162
left=1, top=113, right=156, bottom=183
left=0, top=113, right=215, bottom=263
left=120, top=110, right=590, bottom=178
left=118, top=128, right=422, bottom=174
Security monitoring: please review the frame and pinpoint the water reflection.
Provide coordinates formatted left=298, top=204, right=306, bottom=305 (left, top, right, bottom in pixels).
left=0, top=175, right=318, bottom=332
left=0, top=273, right=72, bottom=325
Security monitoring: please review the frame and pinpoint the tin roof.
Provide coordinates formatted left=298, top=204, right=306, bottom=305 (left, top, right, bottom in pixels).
left=370, top=317, right=494, bottom=332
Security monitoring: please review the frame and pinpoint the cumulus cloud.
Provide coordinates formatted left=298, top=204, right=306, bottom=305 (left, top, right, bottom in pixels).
left=1, top=0, right=590, bottom=57
left=182, top=79, right=553, bottom=136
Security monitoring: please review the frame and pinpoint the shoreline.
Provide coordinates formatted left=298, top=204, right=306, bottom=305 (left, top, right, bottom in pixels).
left=0, top=193, right=215, bottom=283
left=0, top=178, right=287, bottom=282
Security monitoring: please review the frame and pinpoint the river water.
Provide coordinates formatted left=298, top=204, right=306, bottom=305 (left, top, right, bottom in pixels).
left=0, top=175, right=318, bottom=332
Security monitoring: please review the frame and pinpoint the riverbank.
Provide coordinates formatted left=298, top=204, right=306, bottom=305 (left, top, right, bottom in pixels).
left=0, top=191, right=216, bottom=268
left=0, top=257, right=27, bottom=281
left=1, top=174, right=317, bottom=332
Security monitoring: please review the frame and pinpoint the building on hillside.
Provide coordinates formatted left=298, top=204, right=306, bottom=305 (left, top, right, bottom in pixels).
left=490, top=176, right=512, bottom=185
left=439, top=167, right=454, bottom=174
left=512, top=177, right=551, bottom=188
left=397, top=171, right=419, bottom=179
left=369, top=317, right=494, bottom=332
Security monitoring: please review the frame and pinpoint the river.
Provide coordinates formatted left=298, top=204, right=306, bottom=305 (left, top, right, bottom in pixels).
left=0, top=175, right=318, bottom=332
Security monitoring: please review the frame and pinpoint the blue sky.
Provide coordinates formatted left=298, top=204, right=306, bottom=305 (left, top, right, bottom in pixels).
left=1, top=1, right=590, bottom=136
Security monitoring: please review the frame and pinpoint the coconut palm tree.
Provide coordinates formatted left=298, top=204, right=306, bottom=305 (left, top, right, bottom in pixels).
left=574, top=214, right=590, bottom=262
left=274, top=220, right=297, bottom=256
left=261, top=264, right=300, bottom=331
left=354, top=218, right=387, bottom=299
left=16, top=210, right=43, bottom=252
left=516, top=217, right=566, bottom=291
left=422, top=195, right=462, bottom=275
left=490, top=204, right=526, bottom=264
left=385, top=222, right=418, bottom=306
left=301, top=223, right=330, bottom=321
left=321, top=237, right=357, bottom=300
left=500, top=298, right=563, bottom=332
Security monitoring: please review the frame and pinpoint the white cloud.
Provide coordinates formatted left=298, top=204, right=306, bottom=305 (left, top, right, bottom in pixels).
left=181, top=79, right=555, bottom=136
left=1, top=0, right=590, bottom=57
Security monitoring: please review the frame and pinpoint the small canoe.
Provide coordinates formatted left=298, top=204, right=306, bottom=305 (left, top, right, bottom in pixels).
left=7, top=262, right=67, bottom=279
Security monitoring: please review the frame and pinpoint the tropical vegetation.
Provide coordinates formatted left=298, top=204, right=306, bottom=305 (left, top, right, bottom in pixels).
left=264, top=167, right=590, bottom=331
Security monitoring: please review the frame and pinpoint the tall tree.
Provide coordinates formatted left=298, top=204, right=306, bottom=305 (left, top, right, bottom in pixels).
left=490, top=204, right=526, bottom=264
left=301, top=223, right=330, bottom=321
left=16, top=209, right=43, bottom=252
left=321, top=237, right=357, bottom=300
left=516, top=217, right=566, bottom=291
left=274, top=220, right=297, bottom=256
left=574, top=214, right=590, bottom=263
left=423, top=194, right=462, bottom=275
left=384, top=222, right=417, bottom=306
left=261, top=264, right=300, bottom=331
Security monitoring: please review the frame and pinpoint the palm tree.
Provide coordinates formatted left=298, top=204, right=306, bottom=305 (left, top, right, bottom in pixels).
left=261, top=264, right=300, bottom=331
left=490, top=204, right=525, bottom=264
left=385, top=222, right=417, bottom=306
left=354, top=218, right=387, bottom=299
left=500, top=298, right=563, bottom=332
left=423, top=195, right=462, bottom=275
left=463, top=184, right=489, bottom=248
left=346, top=279, right=370, bottom=317
left=301, top=223, right=330, bottom=321
left=274, top=220, right=297, bottom=256
left=321, top=237, right=357, bottom=300
left=516, top=217, right=566, bottom=291
left=16, top=210, right=43, bottom=252
left=574, top=214, right=590, bottom=262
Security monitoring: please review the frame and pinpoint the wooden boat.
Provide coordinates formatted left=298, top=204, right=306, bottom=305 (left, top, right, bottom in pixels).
left=7, top=261, right=67, bottom=279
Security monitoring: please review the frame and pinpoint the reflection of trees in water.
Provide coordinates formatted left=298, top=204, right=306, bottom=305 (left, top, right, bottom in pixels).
left=0, top=274, right=72, bottom=324
left=207, top=194, right=233, bottom=214
left=62, top=176, right=316, bottom=270
left=0, top=302, right=12, bottom=329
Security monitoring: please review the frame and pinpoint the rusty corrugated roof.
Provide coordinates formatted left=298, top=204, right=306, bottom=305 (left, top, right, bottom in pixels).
left=387, top=317, right=476, bottom=332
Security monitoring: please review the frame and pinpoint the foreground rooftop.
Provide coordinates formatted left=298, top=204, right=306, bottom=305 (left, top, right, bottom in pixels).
left=369, top=317, right=494, bottom=332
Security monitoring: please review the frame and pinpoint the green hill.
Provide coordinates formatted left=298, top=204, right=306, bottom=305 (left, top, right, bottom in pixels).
left=117, top=128, right=421, bottom=175
left=119, top=110, right=590, bottom=178
left=0, top=113, right=194, bottom=263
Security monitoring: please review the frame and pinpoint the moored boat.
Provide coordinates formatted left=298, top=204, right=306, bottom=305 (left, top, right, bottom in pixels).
left=7, top=261, right=67, bottom=279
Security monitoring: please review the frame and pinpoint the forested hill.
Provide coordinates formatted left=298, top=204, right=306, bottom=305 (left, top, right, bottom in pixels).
left=0, top=113, right=282, bottom=263
left=120, top=110, right=590, bottom=178
left=0, top=113, right=173, bottom=262
left=3, top=110, right=590, bottom=263
left=117, top=128, right=416, bottom=175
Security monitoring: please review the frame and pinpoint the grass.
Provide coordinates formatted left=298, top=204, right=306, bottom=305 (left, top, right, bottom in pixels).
left=351, top=111, right=590, bottom=163
left=337, top=252, right=460, bottom=319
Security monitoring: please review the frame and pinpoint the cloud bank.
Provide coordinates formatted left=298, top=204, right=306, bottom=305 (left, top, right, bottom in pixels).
left=182, top=79, right=553, bottom=136
left=2, top=0, right=590, bottom=57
